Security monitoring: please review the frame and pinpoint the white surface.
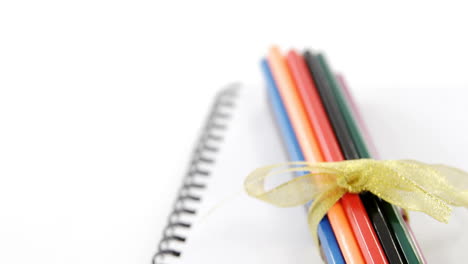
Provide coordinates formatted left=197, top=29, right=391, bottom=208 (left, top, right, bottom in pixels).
left=1, top=0, right=468, bottom=263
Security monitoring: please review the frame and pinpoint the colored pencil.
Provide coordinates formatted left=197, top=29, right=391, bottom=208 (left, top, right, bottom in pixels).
left=335, top=75, right=379, bottom=158
left=267, top=46, right=365, bottom=264
left=336, top=74, right=427, bottom=263
left=262, top=59, right=345, bottom=264
left=286, top=50, right=388, bottom=264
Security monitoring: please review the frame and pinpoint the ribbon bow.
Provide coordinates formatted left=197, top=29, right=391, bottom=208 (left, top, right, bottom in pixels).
left=244, top=159, right=468, bottom=243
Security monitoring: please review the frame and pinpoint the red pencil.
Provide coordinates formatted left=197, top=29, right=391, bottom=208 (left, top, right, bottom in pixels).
left=287, top=50, right=388, bottom=264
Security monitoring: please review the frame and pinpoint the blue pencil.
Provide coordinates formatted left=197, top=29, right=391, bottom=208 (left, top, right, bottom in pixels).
left=261, top=59, right=345, bottom=264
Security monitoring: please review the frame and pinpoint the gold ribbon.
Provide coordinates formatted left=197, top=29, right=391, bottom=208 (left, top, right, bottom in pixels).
left=244, top=159, right=468, bottom=243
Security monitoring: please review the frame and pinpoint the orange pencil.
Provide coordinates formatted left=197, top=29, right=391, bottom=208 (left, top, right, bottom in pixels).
left=267, top=46, right=365, bottom=264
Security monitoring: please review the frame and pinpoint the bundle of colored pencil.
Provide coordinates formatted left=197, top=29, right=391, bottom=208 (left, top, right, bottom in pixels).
left=262, top=46, right=426, bottom=264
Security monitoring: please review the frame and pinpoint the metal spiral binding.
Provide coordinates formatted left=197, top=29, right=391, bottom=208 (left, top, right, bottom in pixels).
left=152, top=84, right=240, bottom=264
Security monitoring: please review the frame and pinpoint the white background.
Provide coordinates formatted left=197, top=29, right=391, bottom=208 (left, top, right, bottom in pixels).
left=1, top=0, right=468, bottom=263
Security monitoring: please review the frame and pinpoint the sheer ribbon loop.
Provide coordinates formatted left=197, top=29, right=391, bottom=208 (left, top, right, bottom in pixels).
left=244, top=159, right=468, bottom=243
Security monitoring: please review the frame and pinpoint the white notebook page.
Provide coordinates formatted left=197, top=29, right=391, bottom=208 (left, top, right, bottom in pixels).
left=174, top=85, right=320, bottom=263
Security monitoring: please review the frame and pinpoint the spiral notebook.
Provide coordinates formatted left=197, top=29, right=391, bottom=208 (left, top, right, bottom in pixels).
left=153, top=83, right=468, bottom=264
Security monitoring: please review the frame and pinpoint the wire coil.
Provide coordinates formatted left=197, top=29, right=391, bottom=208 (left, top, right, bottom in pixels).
left=152, top=84, right=239, bottom=264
